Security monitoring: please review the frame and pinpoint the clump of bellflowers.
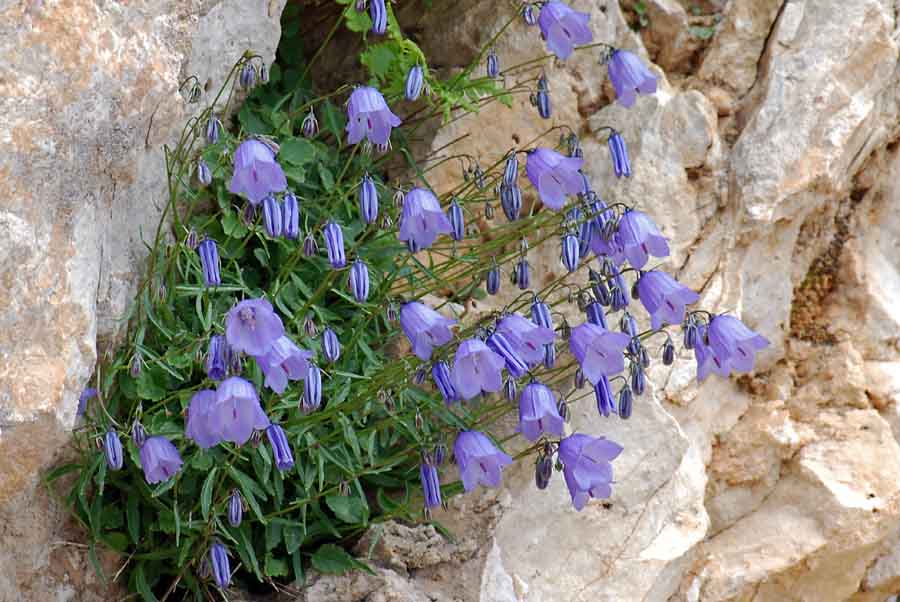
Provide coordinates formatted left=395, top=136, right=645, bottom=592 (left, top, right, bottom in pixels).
left=61, top=2, right=769, bottom=598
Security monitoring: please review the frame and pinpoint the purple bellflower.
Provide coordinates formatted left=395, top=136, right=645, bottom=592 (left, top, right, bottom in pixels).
left=523, top=4, right=537, bottom=25
left=496, top=313, right=556, bottom=366
left=538, top=1, right=592, bottom=60
left=255, top=336, right=313, bottom=394
left=516, top=257, right=531, bottom=290
left=569, top=322, right=631, bottom=384
left=370, top=0, right=386, bottom=34
left=186, top=389, right=222, bottom=449
left=487, top=330, right=529, bottom=378
left=349, top=260, right=370, bottom=302
left=359, top=174, right=379, bottom=224
left=608, top=131, right=631, bottom=177
left=530, top=299, right=553, bottom=330
left=346, top=86, right=401, bottom=146
left=562, top=232, right=580, bottom=272
left=454, top=431, right=513, bottom=492
left=266, top=424, right=295, bottom=471
left=225, top=298, right=284, bottom=356
left=419, top=460, right=442, bottom=508
left=636, top=271, right=700, bottom=330
left=693, top=324, right=720, bottom=382
left=323, top=221, right=347, bottom=268
left=210, top=542, right=231, bottom=588
left=617, top=209, right=670, bottom=269
left=500, top=182, right=523, bottom=221
left=525, top=148, right=585, bottom=211
left=452, top=338, right=506, bottom=400
left=517, top=382, right=565, bottom=442
left=486, top=49, right=500, bottom=78
left=398, top=188, right=453, bottom=250
left=139, top=436, right=183, bottom=485
left=103, top=430, right=123, bottom=470
left=594, top=375, right=616, bottom=417
left=206, top=335, right=230, bottom=381
left=228, top=489, right=243, bottom=527
left=708, top=315, right=769, bottom=375
left=283, top=192, right=300, bottom=239
left=558, top=433, right=623, bottom=510
left=448, top=199, right=465, bottom=242
left=228, top=139, right=287, bottom=205
left=432, top=360, right=458, bottom=404
left=607, top=49, right=658, bottom=108
left=78, top=387, right=97, bottom=416
left=303, top=363, right=323, bottom=411
left=213, top=377, right=271, bottom=445
left=198, top=239, right=221, bottom=287
left=399, top=301, right=457, bottom=361
left=487, top=261, right=501, bottom=295
left=322, top=328, right=341, bottom=363
left=405, top=65, right=424, bottom=101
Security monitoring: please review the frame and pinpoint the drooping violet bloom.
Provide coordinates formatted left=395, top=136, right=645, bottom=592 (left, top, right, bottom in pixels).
left=500, top=182, right=523, bottom=221
left=370, top=0, right=386, bottom=34
left=432, top=360, right=458, bottom=404
left=525, top=148, right=585, bottom=211
left=517, top=382, right=565, bottom=442
left=538, top=1, right=592, bottom=60
left=304, top=363, right=322, bottom=411
left=487, top=261, right=501, bottom=295
left=531, top=299, right=553, bottom=330
left=210, top=542, right=231, bottom=588
left=486, top=49, right=500, bottom=79
left=693, top=324, right=724, bottom=382
left=214, top=377, right=271, bottom=445
left=535, top=75, right=551, bottom=119
left=205, top=336, right=229, bottom=383
left=448, top=199, right=464, bottom=242
left=266, top=424, right=295, bottom=471
left=398, top=188, right=453, bottom=250
left=255, top=336, right=312, bottom=394
left=405, top=65, right=424, bottom=101
left=346, top=86, right=401, bottom=146
left=139, top=436, right=183, bottom=485
left=228, top=139, right=287, bottom=205
left=516, top=258, right=531, bottom=290
left=132, top=422, right=147, bottom=448
left=617, top=209, right=670, bottom=269
left=594, top=375, right=616, bottom=417
left=586, top=301, right=608, bottom=329
left=78, top=387, right=97, bottom=416
left=607, top=49, right=658, bottom=108
left=487, top=331, right=528, bottom=378
left=322, top=328, right=341, bottom=363
left=323, top=221, right=347, bottom=268
left=103, top=430, right=123, bottom=470
left=608, top=131, right=631, bottom=177
left=523, top=4, right=537, bottom=25
left=453, top=431, right=513, bottom=492
left=707, top=315, right=770, bottom=375
left=239, top=63, right=256, bottom=89
left=196, top=159, right=212, bottom=187
left=228, top=489, right=243, bottom=527
left=349, top=260, right=370, bottom=302
left=543, top=343, right=557, bottom=368
left=225, top=298, right=284, bottom=356
left=569, top=322, right=631, bottom=384
left=359, top=174, right=379, bottom=224
left=503, top=154, right=519, bottom=185
left=419, top=460, right=442, bottom=508
left=452, top=339, right=506, bottom=400
left=283, top=192, right=300, bottom=240
left=618, top=386, right=634, bottom=418
left=206, top=116, right=222, bottom=144
left=558, top=433, right=623, bottom=510
left=198, top=239, right=221, bottom=287
left=186, top=390, right=221, bottom=449
left=496, top=313, right=557, bottom=366
left=636, top=271, right=700, bottom=330
left=561, top=232, right=580, bottom=272
left=399, top=301, right=457, bottom=361
left=662, top=339, right=676, bottom=365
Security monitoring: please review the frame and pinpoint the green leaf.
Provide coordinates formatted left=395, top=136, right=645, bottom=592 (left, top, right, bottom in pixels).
left=265, top=554, right=290, bottom=577
left=239, top=104, right=269, bottom=135
left=326, top=495, right=369, bottom=525
left=134, top=562, right=158, bottom=602
left=344, top=7, right=372, bottom=32
left=222, top=209, right=249, bottom=238
left=283, top=524, right=304, bottom=554
left=320, top=101, right=346, bottom=140
left=235, top=525, right=263, bottom=580
left=201, top=467, right=218, bottom=521
left=135, top=367, right=167, bottom=401
left=361, top=44, right=397, bottom=81
left=317, top=163, right=335, bottom=189
left=126, top=495, right=140, bottom=544
left=311, top=544, right=357, bottom=575
left=280, top=138, right=317, bottom=165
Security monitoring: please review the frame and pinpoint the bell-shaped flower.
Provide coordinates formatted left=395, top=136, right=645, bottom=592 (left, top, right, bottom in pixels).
left=103, top=430, right=123, bottom=470
left=694, top=323, right=727, bottom=382
left=399, top=301, right=457, bottom=361
left=206, top=334, right=230, bottom=381
left=419, top=460, right=442, bottom=508
left=452, top=338, right=506, bottom=400
left=636, top=271, right=700, bottom=330
left=517, top=382, right=565, bottom=442
left=255, top=336, right=313, bottom=394
left=225, top=298, right=284, bottom=356
left=607, top=49, right=658, bottom=108
left=453, top=430, right=513, bottom=491
left=607, top=131, right=631, bottom=177
left=266, top=424, right=295, bottom=471
left=186, top=389, right=222, bottom=449
left=487, top=330, right=528, bottom=378
left=617, top=209, right=669, bottom=269
left=228, top=489, right=243, bottom=528
left=323, top=221, right=346, bottom=268
left=496, top=313, right=556, bottom=366
left=213, top=377, right=271, bottom=445
left=359, top=174, right=379, bottom=224
left=139, top=436, right=183, bottom=485
left=210, top=542, right=231, bottom=588
left=349, top=260, right=370, bottom=302
left=538, top=1, right=592, bottom=60
left=198, top=239, right=221, bottom=287
left=432, top=360, right=458, bottom=404
left=405, top=65, right=424, bottom=101
left=398, top=188, right=453, bottom=250
left=228, top=139, right=287, bottom=205
left=558, top=433, right=623, bottom=510
left=525, top=148, right=585, bottom=211
left=708, top=315, right=769, bottom=375
left=569, top=322, right=631, bottom=384
left=594, top=375, right=616, bottom=417
left=346, top=86, right=401, bottom=146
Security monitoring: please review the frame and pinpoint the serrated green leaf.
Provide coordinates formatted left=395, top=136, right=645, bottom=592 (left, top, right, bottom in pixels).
left=311, top=544, right=356, bottom=575
left=280, top=138, right=317, bottom=165
left=325, top=495, right=369, bottom=525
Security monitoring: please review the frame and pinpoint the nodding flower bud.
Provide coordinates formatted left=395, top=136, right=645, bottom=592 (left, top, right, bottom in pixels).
left=590, top=270, right=612, bottom=306
left=504, top=377, right=518, bottom=402
left=414, top=366, right=427, bottom=386
left=210, top=542, right=231, bottom=588
left=595, top=376, right=615, bottom=417
left=489, top=331, right=528, bottom=378
left=206, top=116, right=222, bottom=144
left=259, top=64, right=269, bottom=84
left=448, top=199, right=465, bottom=242
left=262, top=195, right=283, bottom=238
left=486, top=49, right=500, bottom=78
left=683, top=317, right=698, bottom=350
left=206, top=334, right=230, bottom=381
left=586, top=301, right=608, bottom=329
left=500, top=182, right=522, bottom=221
left=611, top=284, right=629, bottom=312
left=198, top=239, right=221, bottom=287
left=543, top=343, right=557, bottom=368
left=420, top=460, right=442, bottom=509
left=370, top=0, right=386, bottom=34
left=574, top=367, right=586, bottom=389
left=405, top=65, right=425, bottom=101
left=434, top=443, right=447, bottom=466
left=640, top=345, right=650, bottom=368
left=130, top=351, right=143, bottom=377
left=486, top=262, right=501, bottom=295
left=562, top=233, right=580, bottom=273
left=523, top=4, right=538, bottom=26
left=132, top=422, right=147, bottom=448
left=608, top=131, right=632, bottom=178
left=303, top=231, right=318, bottom=257
left=503, top=153, right=518, bottom=185
left=531, top=299, right=553, bottom=330
left=618, top=387, right=633, bottom=419
left=359, top=174, right=379, bottom=224
left=484, top=201, right=495, bottom=219
left=349, top=260, right=370, bottom=302
left=239, top=63, right=257, bottom=89
left=516, top=258, right=531, bottom=290
left=535, top=454, right=553, bottom=490
left=196, top=159, right=212, bottom=187
left=323, top=221, right=346, bottom=268
left=557, top=398, right=570, bottom=422
left=662, top=339, right=675, bottom=365
left=283, top=192, right=300, bottom=240
left=228, top=489, right=243, bottom=527
left=473, top=166, right=486, bottom=190
left=386, top=302, right=398, bottom=323
left=432, top=361, right=458, bottom=404
left=266, top=424, right=295, bottom=471
left=304, top=364, right=322, bottom=412
left=355, top=0, right=366, bottom=11
left=535, top=77, right=551, bottom=119
left=104, top=430, right=123, bottom=470
left=185, top=228, right=199, bottom=250
left=302, top=109, right=319, bottom=138
left=304, top=315, right=318, bottom=337
left=630, top=362, right=645, bottom=396
left=620, top=313, right=638, bottom=338
left=322, top=328, right=341, bottom=363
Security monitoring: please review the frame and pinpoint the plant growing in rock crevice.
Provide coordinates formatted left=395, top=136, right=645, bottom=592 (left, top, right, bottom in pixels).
left=57, top=1, right=767, bottom=598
